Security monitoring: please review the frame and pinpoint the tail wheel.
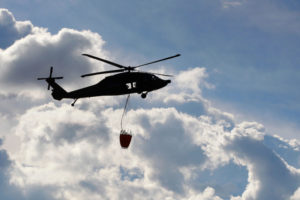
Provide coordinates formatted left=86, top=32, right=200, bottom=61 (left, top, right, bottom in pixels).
left=141, top=92, right=147, bottom=99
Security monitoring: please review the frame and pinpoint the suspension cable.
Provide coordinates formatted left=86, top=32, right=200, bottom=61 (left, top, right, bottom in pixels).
left=121, top=94, right=130, bottom=130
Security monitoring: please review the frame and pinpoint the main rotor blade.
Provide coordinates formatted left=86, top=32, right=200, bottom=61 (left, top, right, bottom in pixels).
left=82, top=54, right=126, bottom=69
left=150, top=72, right=174, bottom=77
left=134, top=54, right=180, bottom=68
left=37, top=76, right=63, bottom=80
left=81, top=69, right=125, bottom=78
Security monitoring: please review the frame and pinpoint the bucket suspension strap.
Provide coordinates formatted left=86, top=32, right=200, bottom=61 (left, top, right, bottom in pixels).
left=121, top=94, right=130, bottom=130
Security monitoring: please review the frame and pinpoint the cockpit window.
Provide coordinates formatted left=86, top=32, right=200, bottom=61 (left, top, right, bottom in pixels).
left=151, top=75, right=156, bottom=80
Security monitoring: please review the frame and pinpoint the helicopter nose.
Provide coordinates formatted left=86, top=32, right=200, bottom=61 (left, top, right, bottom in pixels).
left=161, top=79, right=171, bottom=88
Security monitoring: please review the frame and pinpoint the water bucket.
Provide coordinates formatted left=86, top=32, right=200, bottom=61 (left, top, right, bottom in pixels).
left=120, top=130, right=132, bottom=148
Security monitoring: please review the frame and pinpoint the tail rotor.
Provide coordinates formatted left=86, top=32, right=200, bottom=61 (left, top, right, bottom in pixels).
left=37, top=66, right=63, bottom=90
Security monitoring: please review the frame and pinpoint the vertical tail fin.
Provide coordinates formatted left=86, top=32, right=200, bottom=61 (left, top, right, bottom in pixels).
left=38, top=67, right=67, bottom=100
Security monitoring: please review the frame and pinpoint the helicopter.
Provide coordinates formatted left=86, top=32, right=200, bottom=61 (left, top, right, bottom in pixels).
left=38, top=53, right=180, bottom=106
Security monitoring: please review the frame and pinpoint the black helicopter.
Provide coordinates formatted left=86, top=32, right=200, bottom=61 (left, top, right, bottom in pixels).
left=38, top=53, right=180, bottom=106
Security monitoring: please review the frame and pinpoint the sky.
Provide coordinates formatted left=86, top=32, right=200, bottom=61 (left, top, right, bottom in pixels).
left=1, top=0, right=300, bottom=199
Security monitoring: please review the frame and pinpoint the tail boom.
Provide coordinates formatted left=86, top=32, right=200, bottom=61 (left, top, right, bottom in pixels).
left=38, top=67, right=67, bottom=100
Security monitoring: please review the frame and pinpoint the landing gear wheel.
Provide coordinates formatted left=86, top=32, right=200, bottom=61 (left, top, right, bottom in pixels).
left=71, top=98, right=78, bottom=107
left=141, top=93, right=147, bottom=99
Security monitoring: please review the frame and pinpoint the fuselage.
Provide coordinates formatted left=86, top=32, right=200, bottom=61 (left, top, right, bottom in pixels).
left=62, top=72, right=171, bottom=99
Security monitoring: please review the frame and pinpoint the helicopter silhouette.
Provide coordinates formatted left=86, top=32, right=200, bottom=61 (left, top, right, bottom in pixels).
left=38, top=53, right=180, bottom=106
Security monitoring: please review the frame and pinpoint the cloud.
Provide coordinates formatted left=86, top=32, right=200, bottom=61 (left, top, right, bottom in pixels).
left=291, top=188, right=300, bottom=200
left=151, top=67, right=213, bottom=104
left=6, top=96, right=300, bottom=200
left=221, top=0, right=244, bottom=9
left=10, top=100, right=298, bottom=199
left=0, top=10, right=117, bottom=117
left=0, top=8, right=109, bottom=103
left=0, top=138, right=59, bottom=200
left=0, top=28, right=105, bottom=93
left=0, top=8, right=44, bottom=49
left=8, top=102, right=227, bottom=199
left=0, top=143, right=24, bottom=200
left=131, top=108, right=207, bottom=193
left=225, top=123, right=300, bottom=200
left=220, top=0, right=300, bottom=35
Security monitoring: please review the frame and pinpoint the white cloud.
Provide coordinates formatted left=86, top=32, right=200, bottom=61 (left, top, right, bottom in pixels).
left=221, top=0, right=244, bottom=9
left=220, top=0, right=300, bottom=35
left=0, top=8, right=45, bottom=49
left=9, top=99, right=300, bottom=199
left=225, top=126, right=300, bottom=200
left=151, top=67, right=213, bottom=104
left=184, top=187, right=223, bottom=200
left=0, top=11, right=119, bottom=117
left=290, top=188, right=300, bottom=200
left=0, top=28, right=105, bottom=92
left=6, top=95, right=300, bottom=200
left=0, top=138, right=58, bottom=200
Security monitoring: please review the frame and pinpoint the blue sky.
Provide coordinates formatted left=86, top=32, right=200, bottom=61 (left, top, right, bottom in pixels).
left=1, top=1, right=300, bottom=199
